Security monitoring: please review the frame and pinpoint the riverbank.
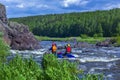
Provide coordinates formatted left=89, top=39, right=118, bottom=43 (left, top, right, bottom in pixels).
left=35, top=36, right=106, bottom=44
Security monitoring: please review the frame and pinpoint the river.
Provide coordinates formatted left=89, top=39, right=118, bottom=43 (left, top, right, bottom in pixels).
left=8, top=41, right=120, bottom=80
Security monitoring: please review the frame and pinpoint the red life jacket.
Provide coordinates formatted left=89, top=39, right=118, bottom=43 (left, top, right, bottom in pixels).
left=66, top=46, right=71, bottom=53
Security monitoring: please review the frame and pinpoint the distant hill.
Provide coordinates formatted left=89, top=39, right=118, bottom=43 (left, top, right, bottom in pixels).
left=10, top=8, right=120, bottom=37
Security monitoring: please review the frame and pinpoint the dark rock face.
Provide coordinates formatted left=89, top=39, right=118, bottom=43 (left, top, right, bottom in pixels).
left=0, top=4, right=8, bottom=24
left=8, top=22, right=40, bottom=50
left=0, top=20, right=11, bottom=45
left=0, top=4, right=40, bottom=50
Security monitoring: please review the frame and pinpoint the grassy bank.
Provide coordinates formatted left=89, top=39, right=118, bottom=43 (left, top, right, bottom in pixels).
left=35, top=36, right=106, bottom=44
left=0, top=54, right=103, bottom=80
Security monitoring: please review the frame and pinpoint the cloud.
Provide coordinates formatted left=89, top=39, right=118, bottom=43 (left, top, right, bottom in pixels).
left=4, top=0, right=23, bottom=3
left=104, top=3, right=120, bottom=10
left=16, top=3, right=24, bottom=8
left=4, top=1, right=50, bottom=9
left=62, top=0, right=89, bottom=7
left=36, top=4, right=49, bottom=8
left=80, top=0, right=89, bottom=6
left=62, top=0, right=80, bottom=7
left=86, top=0, right=120, bottom=11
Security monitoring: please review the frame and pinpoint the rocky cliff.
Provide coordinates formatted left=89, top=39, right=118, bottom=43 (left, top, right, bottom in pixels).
left=0, top=3, right=7, bottom=24
left=0, top=3, right=40, bottom=50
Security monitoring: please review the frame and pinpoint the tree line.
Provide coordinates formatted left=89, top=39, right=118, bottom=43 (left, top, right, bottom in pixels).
left=10, top=8, right=120, bottom=37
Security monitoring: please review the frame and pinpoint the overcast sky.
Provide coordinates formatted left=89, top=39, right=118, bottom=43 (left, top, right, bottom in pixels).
left=0, top=0, right=120, bottom=18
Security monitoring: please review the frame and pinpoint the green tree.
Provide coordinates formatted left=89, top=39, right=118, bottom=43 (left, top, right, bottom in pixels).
left=116, top=22, right=120, bottom=36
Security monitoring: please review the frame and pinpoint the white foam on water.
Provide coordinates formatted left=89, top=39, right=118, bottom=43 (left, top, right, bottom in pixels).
left=10, top=49, right=46, bottom=55
left=35, top=56, right=42, bottom=58
left=72, top=54, right=79, bottom=57
left=104, top=74, right=114, bottom=80
left=30, top=51, right=45, bottom=54
left=72, top=50, right=82, bottom=53
left=22, top=55, right=31, bottom=58
left=78, top=57, right=120, bottom=62
left=58, top=55, right=120, bottom=62
left=10, top=49, right=120, bottom=63
left=107, top=50, right=116, bottom=54
left=106, top=74, right=113, bottom=78
left=90, top=52, right=95, bottom=54
left=107, top=63, right=116, bottom=68
left=10, top=50, right=18, bottom=54
left=88, top=67, right=108, bottom=74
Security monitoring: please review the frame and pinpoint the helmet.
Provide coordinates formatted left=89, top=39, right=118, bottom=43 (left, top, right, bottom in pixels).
left=52, top=43, right=56, bottom=46
left=67, top=44, right=70, bottom=47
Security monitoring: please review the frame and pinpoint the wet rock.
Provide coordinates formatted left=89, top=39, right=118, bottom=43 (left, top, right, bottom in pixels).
left=74, top=42, right=92, bottom=48
left=96, top=39, right=115, bottom=47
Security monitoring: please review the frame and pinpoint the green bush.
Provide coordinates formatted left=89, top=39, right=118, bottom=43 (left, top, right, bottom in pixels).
left=81, top=74, right=103, bottom=80
left=93, top=34, right=98, bottom=38
left=0, top=54, right=81, bottom=80
left=0, top=32, right=4, bottom=37
left=93, top=33, right=103, bottom=38
left=116, top=36, right=120, bottom=44
left=42, top=54, right=81, bottom=80
left=80, top=34, right=88, bottom=39
left=0, top=32, right=10, bottom=62
left=0, top=54, right=103, bottom=80
left=0, top=55, right=43, bottom=80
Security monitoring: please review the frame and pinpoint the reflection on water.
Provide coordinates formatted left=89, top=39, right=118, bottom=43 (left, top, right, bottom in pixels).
left=8, top=41, right=120, bottom=80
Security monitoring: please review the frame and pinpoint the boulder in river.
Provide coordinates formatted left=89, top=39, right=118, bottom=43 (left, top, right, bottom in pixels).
left=96, top=39, right=116, bottom=47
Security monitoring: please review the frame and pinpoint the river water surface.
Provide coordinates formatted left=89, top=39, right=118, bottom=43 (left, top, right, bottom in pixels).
left=9, top=41, right=120, bottom=80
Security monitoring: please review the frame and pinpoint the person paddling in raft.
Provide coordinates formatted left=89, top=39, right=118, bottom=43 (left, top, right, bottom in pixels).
left=63, top=44, right=71, bottom=56
left=49, top=43, right=57, bottom=56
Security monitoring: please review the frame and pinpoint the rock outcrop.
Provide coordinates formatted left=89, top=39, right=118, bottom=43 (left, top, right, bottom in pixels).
left=0, top=3, right=8, bottom=24
left=8, top=22, right=40, bottom=50
left=0, top=3, right=40, bottom=50
left=0, top=20, right=11, bottom=45
left=96, top=39, right=116, bottom=47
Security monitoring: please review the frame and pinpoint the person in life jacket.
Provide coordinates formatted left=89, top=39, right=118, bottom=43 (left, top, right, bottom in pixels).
left=50, top=43, right=57, bottom=54
left=63, top=44, right=71, bottom=56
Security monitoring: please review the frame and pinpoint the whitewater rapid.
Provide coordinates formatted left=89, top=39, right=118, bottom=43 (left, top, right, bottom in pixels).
left=8, top=41, right=120, bottom=80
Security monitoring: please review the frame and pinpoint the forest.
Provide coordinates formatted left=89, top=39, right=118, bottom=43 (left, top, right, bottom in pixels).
left=10, top=8, right=120, bottom=37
